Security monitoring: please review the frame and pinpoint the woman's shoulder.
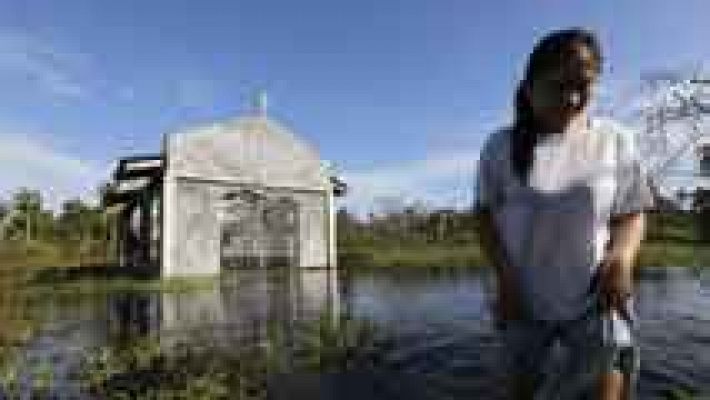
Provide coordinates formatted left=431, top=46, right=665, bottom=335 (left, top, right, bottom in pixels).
left=589, top=117, right=639, bottom=159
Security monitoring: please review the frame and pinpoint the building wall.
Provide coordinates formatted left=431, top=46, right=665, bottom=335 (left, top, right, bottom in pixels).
left=162, top=178, right=329, bottom=276
left=161, top=116, right=335, bottom=276
left=297, top=189, right=328, bottom=269
left=170, top=179, right=221, bottom=275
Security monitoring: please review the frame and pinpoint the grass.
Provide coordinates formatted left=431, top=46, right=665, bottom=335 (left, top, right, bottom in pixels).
left=0, top=268, right=224, bottom=398
left=339, top=238, right=709, bottom=269
left=0, top=240, right=111, bottom=269
left=25, top=275, right=220, bottom=297
left=339, top=240, right=487, bottom=269
left=336, top=211, right=707, bottom=269
left=1, top=213, right=706, bottom=271
left=637, top=240, right=709, bottom=269
left=0, top=265, right=220, bottom=392
left=0, top=305, right=386, bottom=399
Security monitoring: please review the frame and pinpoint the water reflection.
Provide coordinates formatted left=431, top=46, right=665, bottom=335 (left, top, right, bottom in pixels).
left=1, top=267, right=709, bottom=399
left=102, top=268, right=340, bottom=334
left=99, top=268, right=347, bottom=398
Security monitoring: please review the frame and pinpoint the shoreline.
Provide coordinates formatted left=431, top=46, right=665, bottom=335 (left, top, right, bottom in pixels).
left=1, top=239, right=706, bottom=271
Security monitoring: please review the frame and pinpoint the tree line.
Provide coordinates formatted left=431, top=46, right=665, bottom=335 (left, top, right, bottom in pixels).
left=0, top=186, right=705, bottom=268
left=0, top=188, right=113, bottom=267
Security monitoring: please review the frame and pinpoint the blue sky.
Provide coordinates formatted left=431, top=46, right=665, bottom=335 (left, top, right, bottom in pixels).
left=0, top=0, right=708, bottom=215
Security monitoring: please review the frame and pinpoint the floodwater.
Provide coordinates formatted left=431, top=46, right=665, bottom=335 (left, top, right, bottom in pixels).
left=1, top=267, right=709, bottom=399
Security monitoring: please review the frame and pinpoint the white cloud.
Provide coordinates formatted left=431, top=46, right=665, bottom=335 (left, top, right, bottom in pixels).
left=339, top=148, right=480, bottom=219
left=0, top=133, right=109, bottom=210
left=337, top=117, right=506, bottom=219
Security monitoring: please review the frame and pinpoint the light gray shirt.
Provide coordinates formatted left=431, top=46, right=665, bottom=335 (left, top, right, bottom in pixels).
left=476, top=118, right=654, bottom=320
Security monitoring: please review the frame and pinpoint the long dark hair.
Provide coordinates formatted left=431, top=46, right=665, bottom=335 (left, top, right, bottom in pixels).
left=511, top=28, right=603, bottom=184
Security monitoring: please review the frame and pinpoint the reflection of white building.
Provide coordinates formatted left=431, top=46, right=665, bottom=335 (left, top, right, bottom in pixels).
left=101, top=268, right=343, bottom=366
left=104, top=97, right=346, bottom=276
left=159, top=269, right=342, bottom=343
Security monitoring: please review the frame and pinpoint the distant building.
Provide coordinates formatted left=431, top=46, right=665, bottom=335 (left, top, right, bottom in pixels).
left=104, top=98, right=346, bottom=276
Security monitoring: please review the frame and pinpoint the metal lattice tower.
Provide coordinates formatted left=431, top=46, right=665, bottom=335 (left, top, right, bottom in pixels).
left=637, top=71, right=710, bottom=208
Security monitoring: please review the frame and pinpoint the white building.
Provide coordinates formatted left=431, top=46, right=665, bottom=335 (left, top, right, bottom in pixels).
left=104, top=101, right=346, bottom=276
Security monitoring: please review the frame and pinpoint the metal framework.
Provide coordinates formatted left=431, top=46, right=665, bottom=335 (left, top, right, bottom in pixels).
left=637, top=72, right=710, bottom=210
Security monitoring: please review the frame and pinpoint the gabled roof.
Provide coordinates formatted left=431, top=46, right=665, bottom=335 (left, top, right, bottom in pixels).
left=164, top=115, right=330, bottom=190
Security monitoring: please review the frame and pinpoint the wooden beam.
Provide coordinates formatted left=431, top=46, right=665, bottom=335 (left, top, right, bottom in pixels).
left=114, top=155, right=163, bottom=180
left=330, top=176, right=347, bottom=197
left=114, top=165, right=164, bottom=180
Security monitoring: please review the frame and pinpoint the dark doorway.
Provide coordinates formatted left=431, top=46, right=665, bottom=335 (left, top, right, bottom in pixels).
left=220, top=193, right=300, bottom=269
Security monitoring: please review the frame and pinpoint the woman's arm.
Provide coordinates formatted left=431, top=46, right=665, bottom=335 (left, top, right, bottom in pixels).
left=478, top=208, right=520, bottom=322
left=598, top=211, right=646, bottom=316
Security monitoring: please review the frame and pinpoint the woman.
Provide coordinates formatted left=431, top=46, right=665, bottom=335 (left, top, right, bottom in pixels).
left=476, top=28, right=653, bottom=399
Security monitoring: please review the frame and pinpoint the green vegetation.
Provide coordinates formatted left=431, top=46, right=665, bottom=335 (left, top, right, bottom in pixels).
left=0, top=266, right=219, bottom=397
left=0, top=187, right=116, bottom=269
left=640, top=212, right=709, bottom=269
left=337, top=206, right=486, bottom=269
left=664, top=387, right=701, bottom=400
left=0, top=306, right=385, bottom=399
left=337, top=207, right=709, bottom=269
left=340, top=240, right=485, bottom=268
left=0, top=187, right=706, bottom=270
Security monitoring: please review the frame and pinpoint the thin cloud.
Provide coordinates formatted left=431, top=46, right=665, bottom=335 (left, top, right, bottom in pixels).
left=340, top=148, right=480, bottom=219
left=0, top=32, right=93, bottom=100
left=339, top=118, right=504, bottom=219
left=0, top=133, right=109, bottom=210
left=0, top=31, right=136, bottom=103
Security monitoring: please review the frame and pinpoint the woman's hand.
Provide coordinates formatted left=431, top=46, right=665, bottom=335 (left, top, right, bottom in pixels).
left=597, top=252, right=633, bottom=319
left=599, top=212, right=645, bottom=320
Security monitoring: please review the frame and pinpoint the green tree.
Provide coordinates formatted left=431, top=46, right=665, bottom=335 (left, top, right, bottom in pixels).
left=57, top=197, right=110, bottom=262
left=9, top=188, right=43, bottom=244
left=57, top=199, right=85, bottom=242
left=57, top=199, right=106, bottom=242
